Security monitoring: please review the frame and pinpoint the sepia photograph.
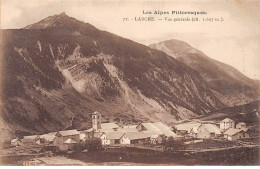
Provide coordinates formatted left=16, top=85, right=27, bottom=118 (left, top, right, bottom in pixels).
left=0, top=0, right=260, bottom=166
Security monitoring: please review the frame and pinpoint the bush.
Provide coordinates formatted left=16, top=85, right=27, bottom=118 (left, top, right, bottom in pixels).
left=85, top=138, right=102, bottom=151
left=39, top=146, right=61, bottom=155
left=72, top=142, right=86, bottom=153
left=163, top=137, right=186, bottom=151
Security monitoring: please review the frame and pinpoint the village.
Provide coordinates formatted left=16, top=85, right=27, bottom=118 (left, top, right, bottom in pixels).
left=1, top=110, right=259, bottom=165
left=8, top=111, right=256, bottom=151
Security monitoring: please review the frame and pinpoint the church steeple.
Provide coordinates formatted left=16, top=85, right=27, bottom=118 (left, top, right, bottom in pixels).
left=92, top=111, right=101, bottom=130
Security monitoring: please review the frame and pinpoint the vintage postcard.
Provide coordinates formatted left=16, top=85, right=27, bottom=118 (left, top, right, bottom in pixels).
left=0, top=0, right=259, bottom=166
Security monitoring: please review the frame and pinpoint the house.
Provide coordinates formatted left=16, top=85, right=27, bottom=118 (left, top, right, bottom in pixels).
left=22, top=135, right=39, bottom=145
left=219, top=118, right=235, bottom=131
left=10, top=138, right=21, bottom=147
left=120, top=132, right=150, bottom=145
left=236, top=122, right=247, bottom=129
left=80, top=128, right=94, bottom=140
left=53, top=129, right=80, bottom=150
left=94, top=132, right=103, bottom=138
left=93, top=132, right=110, bottom=145
left=150, top=134, right=165, bottom=144
left=137, top=122, right=179, bottom=138
left=197, top=124, right=222, bottom=139
left=35, top=134, right=56, bottom=145
left=190, top=126, right=199, bottom=138
left=100, top=133, right=110, bottom=146
left=63, top=138, right=77, bottom=150
left=105, top=132, right=124, bottom=145
left=224, top=128, right=249, bottom=141
left=64, top=138, right=77, bottom=144
left=174, top=122, right=201, bottom=136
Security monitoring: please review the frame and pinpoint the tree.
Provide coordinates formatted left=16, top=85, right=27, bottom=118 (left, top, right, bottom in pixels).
left=72, top=142, right=86, bottom=153
left=85, top=138, right=102, bottom=151
left=163, top=137, right=186, bottom=151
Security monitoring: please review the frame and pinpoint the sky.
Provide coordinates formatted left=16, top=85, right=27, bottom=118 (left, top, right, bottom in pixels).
left=1, top=0, right=260, bottom=79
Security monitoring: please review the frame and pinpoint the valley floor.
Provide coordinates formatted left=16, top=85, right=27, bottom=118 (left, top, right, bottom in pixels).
left=1, top=142, right=260, bottom=166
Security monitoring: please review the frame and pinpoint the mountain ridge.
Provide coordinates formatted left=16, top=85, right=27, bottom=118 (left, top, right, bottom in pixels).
left=150, top=39, right=259, bottom=107
left=1, top=13, right=254, bottom=142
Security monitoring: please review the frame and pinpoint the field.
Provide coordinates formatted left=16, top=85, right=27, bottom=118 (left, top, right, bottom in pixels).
left=68, top=146, right=260, bottom=165
left=1, top=140, right=260, bottom=166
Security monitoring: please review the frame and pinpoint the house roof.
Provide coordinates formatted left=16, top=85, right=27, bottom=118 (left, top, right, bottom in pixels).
left=140, top=122, right=179, bottom=138
left=101, top=123, right=119, bottom=129
left=224, top=128, right=243, bottom=136
left=64, top=138, right=77, bottom=144
left=175, top=122, right=201, bottom=133
left=105, top=132, right=124, bottom=140
left=39, top=134, right=56, bottom=142
left=201, top=124, right=221, bottom=134
left=221, top=118, right=234, bottom=122
left=124, top=132, right=150, bottom=140
left=123, top=125, right=138, bottom=129
left=141, top=123, right=162, bottom=134
left=97, top=128, right=116, bottom=132
left=11, top=138, right=19, bottom=143
left=241, top=128, right=248, bottom=132
left=22, top=135, right=38, bottom=142
left=57, top=129, right=80, bottom=136
left=81, top=128, right=94, bottom=133
left=117, top=127, right=139, bottom=133
left=92, top=111, right=101, bottom=115
left=94, top=132, right=103, bottom=138
left=47, top=132, right=57, bottom=135
left=150, top=134, right=160, bottom=139
left=237, top=122, right=246, bottom=126
left=153, top=122, right=179, bottom=137
left=190, top=126, right=199, bottom=133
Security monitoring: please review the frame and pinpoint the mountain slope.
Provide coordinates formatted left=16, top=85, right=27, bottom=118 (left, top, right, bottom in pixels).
left=1, top=13, right=225, bottom=141
left=150, top=39, right=259, bottom=106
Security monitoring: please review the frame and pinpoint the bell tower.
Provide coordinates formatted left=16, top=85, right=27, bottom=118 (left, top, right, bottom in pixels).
left=92, top=111, right=101, bottom=130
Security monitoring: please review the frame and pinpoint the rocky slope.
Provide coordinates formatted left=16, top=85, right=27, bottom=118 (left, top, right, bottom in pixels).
left=150, top=40, right=259, bottom=106
left=1, top=13, right=226, bottom=141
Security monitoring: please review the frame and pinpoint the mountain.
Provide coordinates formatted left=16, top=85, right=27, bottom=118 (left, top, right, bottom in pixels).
left=1, top=13, right=225, bottom=141
left=195, top=100, right=260, bottom=124
left=150, top=39, right=259, bottom=107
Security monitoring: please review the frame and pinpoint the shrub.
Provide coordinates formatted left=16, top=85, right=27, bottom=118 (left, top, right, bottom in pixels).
left=85, top=138, right=102, bottom=151
left=72, top=142, right=86, bottom=153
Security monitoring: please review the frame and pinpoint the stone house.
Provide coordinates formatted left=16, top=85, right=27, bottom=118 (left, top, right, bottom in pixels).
left=53, top=129, right=80, bottom=150
left=10, top=138, right=21, bottom=147
left=22, top=135, right=39, bottom=145
left=105, top=132, right=124, bottom=145
left=197, top=124, right=222, bottom=139
left=224, top=128, right=249, bottom=141
left=120, top=132, right=150, bottom=145
left=236, top=122, right=247, bottom=129
left=219, top=118, right=235, bottom=131
left=150, top=134, right=165, bottom=144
